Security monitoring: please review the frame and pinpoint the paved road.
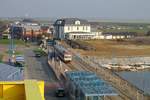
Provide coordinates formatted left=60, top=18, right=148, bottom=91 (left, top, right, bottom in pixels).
left=24, top=48, right=68, bottom=100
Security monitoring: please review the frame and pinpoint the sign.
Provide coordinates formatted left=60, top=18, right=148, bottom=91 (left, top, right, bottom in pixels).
left=47, top=39, right=56, bottom=46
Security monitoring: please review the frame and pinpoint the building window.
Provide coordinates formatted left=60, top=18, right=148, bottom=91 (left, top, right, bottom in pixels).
left=71, top=27, right=73, bottom=31
left=86, top=26, right=88, bottom=30
left=68, top=27, right=70, bottom=30
left=77, top=27, right=79, bottom=30
left=75, top=20, right=80, bottom=25
left=83, top=26, right=84, bottom=30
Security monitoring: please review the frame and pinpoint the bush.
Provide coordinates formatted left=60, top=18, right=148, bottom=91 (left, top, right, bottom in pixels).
left=0, top=54, right=3, bottom=63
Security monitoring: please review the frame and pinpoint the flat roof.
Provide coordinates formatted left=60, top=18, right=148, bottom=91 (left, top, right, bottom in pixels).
left=65, top=71, right=118, bottom=96
left=0, top=63, right=23, bottom=81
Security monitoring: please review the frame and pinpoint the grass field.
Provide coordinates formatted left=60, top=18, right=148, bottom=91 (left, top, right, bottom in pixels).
left=0, top=39, right=25, bottom=45
left=5, top=50, right=22, bottom=55
left=75, top=37, right=150, bottom=57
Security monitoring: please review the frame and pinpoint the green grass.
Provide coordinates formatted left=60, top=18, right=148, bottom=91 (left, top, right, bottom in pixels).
left=0, top=54, right=3, bottom=63
left=0, top=39, right=25, bottom=45
left=5, top=50, right=22, bottom=55
left=33, top=48, right=47, bottom=56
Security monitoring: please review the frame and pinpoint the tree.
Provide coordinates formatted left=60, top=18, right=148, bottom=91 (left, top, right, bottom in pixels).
left=146, top=31, right=150, bottom=36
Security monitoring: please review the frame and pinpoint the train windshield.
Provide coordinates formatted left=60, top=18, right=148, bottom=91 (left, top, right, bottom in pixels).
left=65, top=55, right=72, bottom=57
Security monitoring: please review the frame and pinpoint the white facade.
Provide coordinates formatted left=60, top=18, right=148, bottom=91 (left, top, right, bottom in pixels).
left=92, top=32, right=103, bottom=39
left=64, top=25, right=91, bottom=33
left=54, top=18, right=91, bottom=40
left=102, top=35, right=133, bottom=39
left=66, top=33, right=95, bottom=40
left=54, top=18, right=135, bottom=40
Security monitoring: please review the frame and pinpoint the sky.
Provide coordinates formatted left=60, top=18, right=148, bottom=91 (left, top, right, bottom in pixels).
left=0, top=0, right=150, bottom=20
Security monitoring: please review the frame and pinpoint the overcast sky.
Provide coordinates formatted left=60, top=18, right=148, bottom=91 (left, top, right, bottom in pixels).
left=0, top=0, right=150, bottom=19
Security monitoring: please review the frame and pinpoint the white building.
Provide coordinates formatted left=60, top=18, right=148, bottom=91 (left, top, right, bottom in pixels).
left=102, top=32, right=136, bottom=39
left=53, top=18, right=135, bottom=40
left=53, top=18, right=92, bottom=40
left=91, top=31, right=103, bottom=39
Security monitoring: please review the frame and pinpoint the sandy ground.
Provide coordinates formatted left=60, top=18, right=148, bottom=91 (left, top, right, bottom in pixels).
left=75, top=39, right=150, bottom=57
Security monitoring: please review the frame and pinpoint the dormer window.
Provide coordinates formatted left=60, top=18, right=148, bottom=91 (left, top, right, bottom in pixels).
left=75, top=20, right=80, bottom=25
left=58, top=21, right=62, bottom=24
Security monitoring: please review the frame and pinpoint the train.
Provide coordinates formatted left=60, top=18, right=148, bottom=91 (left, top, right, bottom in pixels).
left=54, top=44, right=72, bottom=62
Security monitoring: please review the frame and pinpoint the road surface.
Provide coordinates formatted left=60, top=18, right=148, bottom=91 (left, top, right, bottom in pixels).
left=24, top=48, right=68, bottom=100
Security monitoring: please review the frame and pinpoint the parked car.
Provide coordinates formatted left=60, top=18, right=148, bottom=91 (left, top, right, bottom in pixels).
left=55, top=88, right=65, bottom=97
left=14, top=61, right=24, bottom=67
left=35, top=52, right=41, bottom=57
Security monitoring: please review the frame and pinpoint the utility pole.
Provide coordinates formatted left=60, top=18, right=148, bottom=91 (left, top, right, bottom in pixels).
left=9, top=25, right=15, bottom=64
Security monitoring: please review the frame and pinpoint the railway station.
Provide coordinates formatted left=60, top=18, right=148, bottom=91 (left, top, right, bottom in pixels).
left=65, top=71, right=118, bottom=100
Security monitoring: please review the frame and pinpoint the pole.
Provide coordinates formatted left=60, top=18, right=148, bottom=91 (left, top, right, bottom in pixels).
left=9, top=26, right=14, bottom=64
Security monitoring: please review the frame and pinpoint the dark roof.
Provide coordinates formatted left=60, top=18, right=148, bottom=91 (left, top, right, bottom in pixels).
left=54, top=18, right=89, bottom=26
left=0, top=63, right=23, bottom=81
left=103, top=32, right=136, bottom=36
left=22, top=18, right=38, bottom=23
left=41, top=26, right=49, bottom=30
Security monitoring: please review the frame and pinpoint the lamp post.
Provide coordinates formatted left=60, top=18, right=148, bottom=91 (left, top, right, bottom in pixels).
left=9, top=25, right=15, bottom=64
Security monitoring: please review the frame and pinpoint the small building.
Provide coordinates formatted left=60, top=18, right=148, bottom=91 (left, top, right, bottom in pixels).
left=102, top=32, right=136, bottom=39
left=91, top=31, right=103, bottom=39
left=65, top=71, right=117, bottom=100
left=0, top=63, right=23, bottom=81
left=21, top=19, right=42, bottom=38
left=10, top=19, right=42, bottom=40
left=53, top=18, right=91, bottom=40
left=10, top=24, right=24, bottom=39
left=41, top=26, right=50, bottom=34
left=1, top=33, right=11, bottom=39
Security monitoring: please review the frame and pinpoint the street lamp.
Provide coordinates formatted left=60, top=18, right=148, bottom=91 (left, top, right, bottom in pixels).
left=9, top=25, right=15, bottom=64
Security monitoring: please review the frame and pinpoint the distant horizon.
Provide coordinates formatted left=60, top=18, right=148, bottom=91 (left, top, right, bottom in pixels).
left=1, top=0, right=150, bottom=21
left=1, top=17, right=150, bottom=24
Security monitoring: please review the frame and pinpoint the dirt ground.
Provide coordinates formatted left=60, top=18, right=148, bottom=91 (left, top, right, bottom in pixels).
left=74, top=37, right=150, bottom=57
left=0, top=44, right=26, bottom=62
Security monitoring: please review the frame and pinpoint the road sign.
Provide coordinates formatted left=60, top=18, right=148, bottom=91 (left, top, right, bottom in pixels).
left=47, top=40, right=56, bottom=46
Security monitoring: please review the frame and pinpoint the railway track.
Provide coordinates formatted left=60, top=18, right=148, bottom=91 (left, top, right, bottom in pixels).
left=66, top=62, right=77, bottom=70
left=52, top=43, right=146, bottom=100
left=60, top=41, right=150, bottom=100
left=76, top=58, right=133, bottom=100
left=65, top=56, right=131, bottom=100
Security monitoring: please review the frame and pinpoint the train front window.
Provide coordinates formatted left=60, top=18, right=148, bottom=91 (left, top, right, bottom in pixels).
left=65, top=55, right=71, bottom=57
left=64, top=55, right=72, bottom=59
